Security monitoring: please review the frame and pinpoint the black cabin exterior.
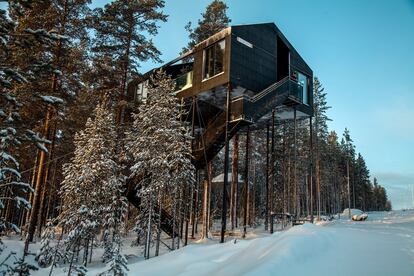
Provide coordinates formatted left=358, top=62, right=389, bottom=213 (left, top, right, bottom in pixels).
left=127, top=22, right=314, bottom=169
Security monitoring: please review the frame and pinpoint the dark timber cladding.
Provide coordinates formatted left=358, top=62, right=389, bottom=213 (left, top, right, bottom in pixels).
left=229, top=23, right=313, bottom=116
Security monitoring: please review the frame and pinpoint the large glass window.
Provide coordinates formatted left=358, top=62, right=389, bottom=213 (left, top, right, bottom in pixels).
left=175, top=70, right=193, bottom=91
left=298, top=72, right=309, bottom=105
left=169, top=55, right=194, bottom=92
left=203, top=40, right=225, bottom=80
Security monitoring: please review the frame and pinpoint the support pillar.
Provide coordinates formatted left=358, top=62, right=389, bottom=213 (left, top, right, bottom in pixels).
left=293, top=108, right=298, bottom=218
left=201, top=174, right=208, bottom=239
left=186, top=97, right=196, bottom=245
left=309, top=116, right=314, bottom=223
left=265, top=124, right=270, bottom=231
left=242, top=127, right=250, bottom=238
left=220, top=86, right=231, bottom=243
left=230, top=135, right=239, bottom=230
left=191, top=172, right=199, bottom=239
left=270, top=110, right=275, bottom=234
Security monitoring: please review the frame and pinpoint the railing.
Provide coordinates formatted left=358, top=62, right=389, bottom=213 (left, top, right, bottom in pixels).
left=231, top=76, right=290, bottom=103
left=194, top=77, right=305, bottom=162
left=288, top=80, right=303, bottom=103
left=194, top=110, right=226, bottom=152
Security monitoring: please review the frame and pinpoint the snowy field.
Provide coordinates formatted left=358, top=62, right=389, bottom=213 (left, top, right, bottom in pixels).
left=129, top=210, right=414, bottom=276
left=3, top=210, right=414, bottom=275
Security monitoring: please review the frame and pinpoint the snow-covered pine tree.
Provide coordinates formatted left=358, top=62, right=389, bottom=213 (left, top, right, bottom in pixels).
left=14, top=0, right=92, bottom=244
left=35, top=220, right=64, bottom=269
left=182, top=0, right=231, bottom=53
left=1, top=1, right=67, bottom=274
left=44, top=100, right=127, bottom=272
left=126, top=70, right=195, bottom=257
left=102, top=175, right=129, bottom=275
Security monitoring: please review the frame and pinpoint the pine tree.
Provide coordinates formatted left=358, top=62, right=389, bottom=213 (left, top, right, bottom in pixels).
left=90, top=0, right=167, bottom=117
left=48, top=100, right=127, bottom=272
left=102, top=176, right=129, bottom=275
left=340, top=128, right=355, bottom=215
left=126, top=70, right=194, bottom=256
left=1, top=1, right=67, bottom=273
left=182, top=0, right=231, bottom=53
left=312, top=77, right=331, bottom=219
left=10, top=0, right=93, bottom=244
left=354, top=153, right=371, bottom=210
left=326, top=131, right=342, bottom=214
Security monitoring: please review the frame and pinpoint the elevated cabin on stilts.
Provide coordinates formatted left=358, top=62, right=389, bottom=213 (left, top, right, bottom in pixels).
left=126, top=22, right=314, bottom=241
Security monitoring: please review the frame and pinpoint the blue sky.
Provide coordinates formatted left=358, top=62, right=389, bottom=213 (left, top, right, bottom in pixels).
left=3, top=0, right=413, bottom=209
left=106, top=0, right=413, bottom=209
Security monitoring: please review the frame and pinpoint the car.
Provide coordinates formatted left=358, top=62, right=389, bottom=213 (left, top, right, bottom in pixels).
left=352, top=213, right=368, bottom=221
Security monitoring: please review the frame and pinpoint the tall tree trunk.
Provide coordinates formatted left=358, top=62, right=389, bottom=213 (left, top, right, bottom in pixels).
left=118, top=17, right=133, bottom=125
left=155, top=189, right=163, bottom=256
left=172, top=189, right=177, bottom=250
left=25, top=106, right=52, bottom=248
left=25, top=0, right=68, bottom=249
left=23, top=151, right=40, bottom=227
left=36, top=121, right=57, bottom=237
left=45, top=158, right=58, bottom=221
left=145, top=196, right=152, bottom=259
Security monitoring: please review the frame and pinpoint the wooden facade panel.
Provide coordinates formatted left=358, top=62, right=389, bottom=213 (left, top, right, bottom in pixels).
left=178, top=31, right=231, bottom=99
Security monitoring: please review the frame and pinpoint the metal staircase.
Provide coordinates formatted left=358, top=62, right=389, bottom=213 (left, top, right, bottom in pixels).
left=126, top=183, right=179, bottom=238
left=193, top=77, right=303, bottom=169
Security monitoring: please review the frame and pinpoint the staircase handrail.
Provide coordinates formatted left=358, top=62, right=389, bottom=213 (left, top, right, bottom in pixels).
left=231, top=76, right=290, bottom=103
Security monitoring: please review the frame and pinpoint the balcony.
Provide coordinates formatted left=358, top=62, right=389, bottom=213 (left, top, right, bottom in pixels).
left=229, top=77, right=305, bottom=122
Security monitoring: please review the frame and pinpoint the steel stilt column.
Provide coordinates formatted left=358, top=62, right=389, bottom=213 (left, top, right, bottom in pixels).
left=220, top=86, right=231, bottom=243
left=270, top=110, right=275, bottom=234
left=309, top=116, right=314, bottom=223
left=265, top=124, right=270, bottom=231
left=243, top=127, right=250, bottom=238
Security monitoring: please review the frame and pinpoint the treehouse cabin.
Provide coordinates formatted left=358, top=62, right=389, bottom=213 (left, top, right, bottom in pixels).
left=127, top=23, right=313, bottom=169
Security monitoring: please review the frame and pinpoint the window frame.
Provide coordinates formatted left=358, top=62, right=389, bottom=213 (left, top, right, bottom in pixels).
left=202, top=39, right=226, bottom=81
left=297, top=71, right=310, bottom=106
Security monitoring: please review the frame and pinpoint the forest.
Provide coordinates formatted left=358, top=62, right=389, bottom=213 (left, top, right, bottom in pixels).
left=0, top=0, right=392, bottom=275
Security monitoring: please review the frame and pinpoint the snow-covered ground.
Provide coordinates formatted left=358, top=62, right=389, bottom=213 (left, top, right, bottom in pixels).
left=129, top=210, right=414, bottom=276
left=3, top=210, right=414, bottom=275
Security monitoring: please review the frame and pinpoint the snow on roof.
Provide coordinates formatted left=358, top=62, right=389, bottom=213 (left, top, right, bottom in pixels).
left=211, top=173, right=243, bottom=183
